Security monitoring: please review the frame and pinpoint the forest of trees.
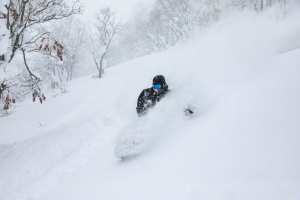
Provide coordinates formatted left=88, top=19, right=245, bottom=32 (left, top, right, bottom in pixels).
left=0, top=0, right=293, bottom=113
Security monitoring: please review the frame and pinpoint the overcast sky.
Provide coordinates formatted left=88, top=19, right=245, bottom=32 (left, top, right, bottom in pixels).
left=80, top=0, right=154, bottom=21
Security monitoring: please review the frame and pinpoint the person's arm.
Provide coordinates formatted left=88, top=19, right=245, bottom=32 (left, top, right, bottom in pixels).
left=136, top=90, right=146, bottom=114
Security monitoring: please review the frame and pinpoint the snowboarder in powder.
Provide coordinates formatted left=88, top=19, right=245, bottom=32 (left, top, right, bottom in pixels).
left=136, top=75, right=169, bottom=115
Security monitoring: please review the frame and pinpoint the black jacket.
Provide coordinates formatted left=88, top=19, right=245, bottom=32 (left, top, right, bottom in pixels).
left=136, top=86, right=168, bottom=115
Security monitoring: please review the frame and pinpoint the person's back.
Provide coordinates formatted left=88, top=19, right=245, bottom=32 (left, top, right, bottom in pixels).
left=136, top=75, right=169, bottom=115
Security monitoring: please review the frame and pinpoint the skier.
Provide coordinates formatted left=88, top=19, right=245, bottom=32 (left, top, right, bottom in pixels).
left=136, top=75, right=169, bottom=115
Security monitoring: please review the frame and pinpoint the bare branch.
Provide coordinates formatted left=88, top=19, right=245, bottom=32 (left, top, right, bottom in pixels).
left=92, top=7, right=121, bottom=78
left=21, top=48, right=40, bottom=81
left=4, top=0, right=80, bottom=63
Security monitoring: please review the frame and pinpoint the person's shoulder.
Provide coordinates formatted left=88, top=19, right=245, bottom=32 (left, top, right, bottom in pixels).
left=139, top=88, right=154, bottom=96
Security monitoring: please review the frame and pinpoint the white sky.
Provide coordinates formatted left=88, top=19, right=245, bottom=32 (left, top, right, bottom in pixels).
left=80, top=0, right=154, bottom=21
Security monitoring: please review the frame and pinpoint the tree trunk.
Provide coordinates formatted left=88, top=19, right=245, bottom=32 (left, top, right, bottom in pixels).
left=98, top=52, right=106, bottom=78
left=260, top=0, right=264, bottom=11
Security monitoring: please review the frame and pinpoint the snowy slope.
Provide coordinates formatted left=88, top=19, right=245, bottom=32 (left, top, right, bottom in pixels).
left=1, top=11, right=300, bottom=200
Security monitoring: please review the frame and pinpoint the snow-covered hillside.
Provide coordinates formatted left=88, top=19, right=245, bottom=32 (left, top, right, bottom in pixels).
left=1, top=11, right=300, bottom=200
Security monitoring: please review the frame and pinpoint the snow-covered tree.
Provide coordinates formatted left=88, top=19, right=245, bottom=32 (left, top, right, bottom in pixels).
left=91, top=8, right=121, bottom=79
left=228, top=0, right=289, bottom=11
left=111, top=0, right=221, bottom=60
left=36, top=17, right=87, bottom=91
left=0, top=0, right=80, bottom=108
left=0, top=0, right=80, bottom=83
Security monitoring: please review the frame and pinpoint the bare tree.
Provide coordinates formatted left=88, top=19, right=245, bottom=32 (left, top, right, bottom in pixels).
left=56, top=17, right=86, bottom=81
left=229, top=0, right=289, bottom=11
left=0, top=80, right=16, bottom=113
left=1, top=0, right=80, bottom=83
left=34, top=17, right=86, bottom=92
left=92, top=8, right=121, bottom=79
